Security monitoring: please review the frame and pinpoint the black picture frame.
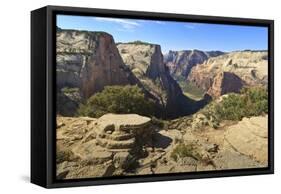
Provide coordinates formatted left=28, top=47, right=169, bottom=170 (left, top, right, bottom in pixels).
left=31, top=5, right=274, bottom=188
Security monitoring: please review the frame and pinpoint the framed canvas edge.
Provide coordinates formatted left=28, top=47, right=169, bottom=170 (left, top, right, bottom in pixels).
left=39, top=5, right=274, bottom=188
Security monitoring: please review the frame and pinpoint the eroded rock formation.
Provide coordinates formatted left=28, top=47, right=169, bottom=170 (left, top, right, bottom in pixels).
left=57, top=31, right=209, bottom=118
left=94, top=114, right=152, bottom=150
left=164, top=50, right=224, bottom=79
left=188, top=51, right=268, bottom=97
left=207, top=71, right=244, bottom=97
left=117, top=43, right=209, bottom=118
left=56, top=114, right=154, bottom=179
left=57, top=29, right=137, bottom=98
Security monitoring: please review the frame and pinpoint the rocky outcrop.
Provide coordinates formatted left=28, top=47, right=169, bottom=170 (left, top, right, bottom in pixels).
left=224, top=116, right=268, bottom=164
left=208, top=116, right=268, bottom=170
left=117, top=43, right=209, bottom=118
left=94, top=114, right=152, bottom=150
left=164, top=50, right=224, bottom=79
left=57, top=29, right=137, bottom=99
left=117, top=43, right=170, bottom=82
left=163, top=114, right=268, bottom=172
left=207, top=71, right=244, bottom=97
left=56, top=88, right=82, bottom=116
left=56, top=114, right=154, bottom=179
left=188, top=51, right=268, bottom=97
left=56, top=113, right=268, bottom=178
left=137, top=114, right=268, bottom=174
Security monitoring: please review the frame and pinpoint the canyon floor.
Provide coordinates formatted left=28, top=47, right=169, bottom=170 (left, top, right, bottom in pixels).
left=56, top=113, right=268, bottom=179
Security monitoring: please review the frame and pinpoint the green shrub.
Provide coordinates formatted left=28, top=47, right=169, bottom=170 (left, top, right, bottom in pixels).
left=214, top=93, right=246, bottom=121
left=214, top=86, right=268, bottom=121
left=127, top=40, right=151, bottom=45
left=77, top=85, right=156, bottom=117
left=171, top=143, right=201, bottom=161
left=61, top=87, right=79, bottom=94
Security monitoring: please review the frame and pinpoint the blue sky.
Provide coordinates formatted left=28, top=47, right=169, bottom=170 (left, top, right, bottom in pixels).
left=57, top=15, right=268, bottom=53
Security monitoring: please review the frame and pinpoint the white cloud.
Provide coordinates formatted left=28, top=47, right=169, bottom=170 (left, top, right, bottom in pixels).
left=95, top=17, right=140, bottom=30
left=154, top=21, right=166, bottom=25
left=184, top=24, right=195, bottom=29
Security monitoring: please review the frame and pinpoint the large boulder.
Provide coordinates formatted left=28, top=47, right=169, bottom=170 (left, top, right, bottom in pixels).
left=95, top=114, right=152, bottom=150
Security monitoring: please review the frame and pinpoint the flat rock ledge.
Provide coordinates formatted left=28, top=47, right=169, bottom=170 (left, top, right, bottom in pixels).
left=224, top=115, right=268, bottom=164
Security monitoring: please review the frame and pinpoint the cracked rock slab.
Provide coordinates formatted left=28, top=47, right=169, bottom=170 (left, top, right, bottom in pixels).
left=224, top=115, right=268, bottom=164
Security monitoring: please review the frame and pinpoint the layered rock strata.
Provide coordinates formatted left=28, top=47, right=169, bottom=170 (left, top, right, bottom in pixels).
left=56, top=29, right=137, bottom=98
left=164, top=49, right=224, bottom=78
left=188, top=51, right=268, bottom=97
